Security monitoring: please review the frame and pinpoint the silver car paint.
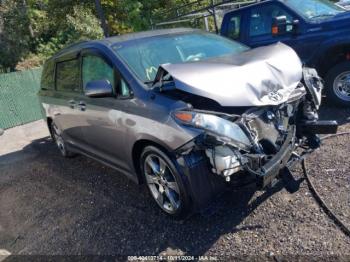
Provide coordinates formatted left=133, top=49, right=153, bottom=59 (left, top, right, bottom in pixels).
left=40, top=90, right=202, bottom=182
left=40, top=39, right=304, bottom=184
left=161, top=43, right=303, bottom=107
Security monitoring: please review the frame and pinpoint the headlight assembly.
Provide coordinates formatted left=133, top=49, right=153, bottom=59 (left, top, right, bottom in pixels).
left=173, top=110, right=251, bottom=150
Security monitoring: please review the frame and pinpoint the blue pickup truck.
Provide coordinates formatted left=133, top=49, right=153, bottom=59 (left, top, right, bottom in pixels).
left=221, top=0, right=350, bottom=106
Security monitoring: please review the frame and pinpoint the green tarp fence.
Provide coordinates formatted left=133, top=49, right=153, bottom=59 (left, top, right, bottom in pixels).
left=0, top=68, right=43, bottom=129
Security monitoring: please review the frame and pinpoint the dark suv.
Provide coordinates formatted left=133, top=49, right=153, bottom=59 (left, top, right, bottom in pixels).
left=39, top=28, right=336, bottom=218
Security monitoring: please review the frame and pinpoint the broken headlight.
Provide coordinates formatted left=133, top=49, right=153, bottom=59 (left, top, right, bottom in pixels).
left=173, top=110, right=251, bottom=150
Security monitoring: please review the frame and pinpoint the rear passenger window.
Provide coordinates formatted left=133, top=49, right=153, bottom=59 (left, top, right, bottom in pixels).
left=226, top=15, right=241, bottom=40
left=41, top=60, right=55, bottom=90
left=56, top=58, right=81, bottom=92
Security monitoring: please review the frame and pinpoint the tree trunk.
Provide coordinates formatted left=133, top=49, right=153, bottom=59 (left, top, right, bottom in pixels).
left=94, top=0, right=109, bottom=37
left=22, top=0, right=34, bottom=38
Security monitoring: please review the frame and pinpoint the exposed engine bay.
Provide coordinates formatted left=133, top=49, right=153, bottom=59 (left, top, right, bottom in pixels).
left=172, top=89, right=329, bottom=188
left=152, top=44, right=338, bottom=189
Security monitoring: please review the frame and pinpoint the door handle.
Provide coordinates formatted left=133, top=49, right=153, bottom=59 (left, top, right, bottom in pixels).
left=68, top=100, right=76, bottom=109
left=78, top=101, right=86, bottom=111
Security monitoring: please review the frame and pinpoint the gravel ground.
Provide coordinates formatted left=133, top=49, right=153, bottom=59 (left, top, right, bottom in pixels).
left=306, top=135, right=350, bottom=229
left=0, top=107, right=349, bottom=257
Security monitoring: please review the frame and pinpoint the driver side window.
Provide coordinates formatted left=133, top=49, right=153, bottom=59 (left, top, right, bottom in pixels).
left=249, top=4, right=294, bottom=37
left=82, top=55, right=115, bottom=90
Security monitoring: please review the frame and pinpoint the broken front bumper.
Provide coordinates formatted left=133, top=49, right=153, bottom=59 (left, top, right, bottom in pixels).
left=253, top=126, right=296, bottom=189
left=174, top=112, right=337, bottom=213
left=174, top=126, right=298, bottom=211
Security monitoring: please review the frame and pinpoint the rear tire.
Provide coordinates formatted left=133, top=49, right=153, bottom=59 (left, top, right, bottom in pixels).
left=325, top=61, right=350, bottom=107
left=140, top=146, right=191, bottom=219
left=50, top=122, right=76, bottom=158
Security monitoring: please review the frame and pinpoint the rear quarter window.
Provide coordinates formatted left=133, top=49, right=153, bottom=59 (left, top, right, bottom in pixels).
left=41, top=60, right=55, bottom=90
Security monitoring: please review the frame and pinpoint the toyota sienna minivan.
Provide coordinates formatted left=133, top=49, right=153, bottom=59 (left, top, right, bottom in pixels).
left=38, top=28, right=337, bottom=218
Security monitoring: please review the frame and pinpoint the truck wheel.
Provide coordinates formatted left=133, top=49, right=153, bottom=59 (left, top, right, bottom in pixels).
left=140, top=146, right=191, bottom=219
left=325, top=61, right=350, bottom=107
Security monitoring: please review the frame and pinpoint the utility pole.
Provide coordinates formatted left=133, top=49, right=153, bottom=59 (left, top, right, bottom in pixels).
left=94, top=0, right=109, bottom=37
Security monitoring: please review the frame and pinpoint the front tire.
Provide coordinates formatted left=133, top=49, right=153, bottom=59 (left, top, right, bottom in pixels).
left=325, top=61, right=350, bottom=107
left=140, top=146, right=191, bottom=218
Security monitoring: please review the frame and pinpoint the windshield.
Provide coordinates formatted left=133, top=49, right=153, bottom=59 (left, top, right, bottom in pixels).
left=113, top=32, right=249, bottom=82
left=283, top=0, right=345, bottom=20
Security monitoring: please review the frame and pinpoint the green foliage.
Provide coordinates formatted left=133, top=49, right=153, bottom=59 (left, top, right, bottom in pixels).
left=0, top=0, right=32, bottom=71
left=36, top=5, right=104, bottom=59
left=0, top=0, right=103, bottom=72
left=102, top=0, right=193, bottom=34
left=67, top=5, right=104, bottom=40
left=0, top=0, right=205, bottom=72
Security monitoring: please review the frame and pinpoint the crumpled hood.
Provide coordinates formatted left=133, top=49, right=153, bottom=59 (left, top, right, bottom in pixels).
left=160, top=42, right=303, bottom=107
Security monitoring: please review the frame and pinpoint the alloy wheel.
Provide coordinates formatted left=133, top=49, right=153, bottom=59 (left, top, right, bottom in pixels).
left=143, top=154, right=181, bottom=214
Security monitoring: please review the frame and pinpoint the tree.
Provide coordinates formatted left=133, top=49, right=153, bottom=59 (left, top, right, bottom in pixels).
left=0, top=0, right=104, bottom=71
left=0, top=0, right=31, bottom=71
left=0, top=0, right=197, bottom=72
left=94, top=0, right=109, bottom=37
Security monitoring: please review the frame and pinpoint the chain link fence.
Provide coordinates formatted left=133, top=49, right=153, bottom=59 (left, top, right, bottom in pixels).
left=0, top=68, right=43, bottom=129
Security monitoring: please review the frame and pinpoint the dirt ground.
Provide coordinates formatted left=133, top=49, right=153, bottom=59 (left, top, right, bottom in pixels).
left=0, top=106, right=349, bottom=257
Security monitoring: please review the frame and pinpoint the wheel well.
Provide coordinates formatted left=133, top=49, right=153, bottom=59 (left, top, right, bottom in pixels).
left=132, top=139, right=172, bottom=184
left=318, top=44, right=350, bottom=77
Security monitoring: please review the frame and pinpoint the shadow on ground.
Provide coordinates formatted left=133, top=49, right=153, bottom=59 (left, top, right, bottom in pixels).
left=1, top=106, right=349, bottom=255
left=0, top=136, right=284, bottom=255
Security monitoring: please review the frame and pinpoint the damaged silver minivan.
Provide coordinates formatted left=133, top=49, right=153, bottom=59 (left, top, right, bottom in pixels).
left=39, top=28, right=337, bottom=218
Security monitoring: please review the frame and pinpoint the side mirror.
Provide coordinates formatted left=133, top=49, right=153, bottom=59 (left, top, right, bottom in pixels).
left=85, top=80, right=113, bottom=98
left=272, top=15, right=287, bottom=36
